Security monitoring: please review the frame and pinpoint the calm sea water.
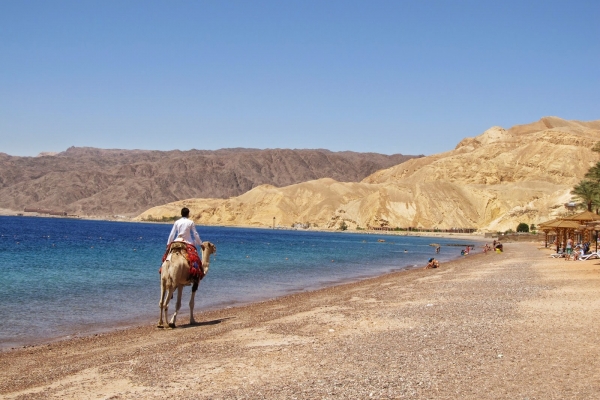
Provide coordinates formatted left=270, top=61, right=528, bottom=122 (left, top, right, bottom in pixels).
left=0, top=216, right=478, bottom=348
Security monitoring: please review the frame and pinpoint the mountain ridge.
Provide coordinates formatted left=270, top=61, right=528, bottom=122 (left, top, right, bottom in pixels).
left=0, top=148, right=420, bottom=216
left=137, top=117, right=600, bottom=231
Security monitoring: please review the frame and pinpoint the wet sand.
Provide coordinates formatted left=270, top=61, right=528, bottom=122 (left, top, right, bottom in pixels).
left=1, top=242, right=599, bottom=399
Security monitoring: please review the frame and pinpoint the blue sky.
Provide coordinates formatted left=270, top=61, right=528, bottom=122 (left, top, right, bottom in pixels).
left=1, top=1, right=598, bottom=157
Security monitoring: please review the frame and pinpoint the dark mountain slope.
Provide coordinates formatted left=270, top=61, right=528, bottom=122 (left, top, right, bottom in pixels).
left=0, top=147, right=421, bottom=216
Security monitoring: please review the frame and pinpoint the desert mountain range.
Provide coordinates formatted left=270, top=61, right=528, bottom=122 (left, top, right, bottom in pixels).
left=0, top=148, right=418, bottom=216
left=137, top=117, right=600, bottom=232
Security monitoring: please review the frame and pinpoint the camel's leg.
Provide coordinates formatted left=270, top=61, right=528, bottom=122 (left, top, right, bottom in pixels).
left=168, top=286, right=183, bottom=328
left=158, top=261, right=170, bottom=328
left=158, top=278, right=166, bottom=328
left=189, top=286, right=198, bottom=324
left=163, top=286, right=175, bottom=328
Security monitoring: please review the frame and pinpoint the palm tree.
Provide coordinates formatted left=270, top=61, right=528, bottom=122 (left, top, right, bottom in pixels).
left=581, top=163, right=600, bottom=213
left=571, top=180, right=599, bottom=212
left=593, top=198, right=600, bottom=215
left=584, top=161, right=600, bottom=183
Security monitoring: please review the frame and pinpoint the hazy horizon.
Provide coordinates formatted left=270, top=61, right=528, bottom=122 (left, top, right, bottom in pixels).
left=4, top=145, right=429, bottom=157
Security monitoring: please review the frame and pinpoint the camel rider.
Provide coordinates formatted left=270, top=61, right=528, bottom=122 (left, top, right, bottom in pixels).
left=162, top=207, right=204, bottom=275
left=167, top=207, right=202, bottom=247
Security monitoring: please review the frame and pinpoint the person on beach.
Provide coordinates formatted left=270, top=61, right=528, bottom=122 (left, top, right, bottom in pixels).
left=574, top=246, right=582, bottom=260
left=483, top=244, right=491, bottom=254
left=583, top=242, right=590, bottom=255
left=566, top=238, right=573, bottom=257
left=425, top=258, right=439, bottom=269
left=567, top=245, right=582, bottom=261
left=168, top=207, right=203, bottom=247
left=436, top=246, right=441, bottom=254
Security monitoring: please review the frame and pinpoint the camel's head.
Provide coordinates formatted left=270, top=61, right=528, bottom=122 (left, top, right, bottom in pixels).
left=203, top=241, right=217, bottom=256
left=201, top=241, right=216, bottom=275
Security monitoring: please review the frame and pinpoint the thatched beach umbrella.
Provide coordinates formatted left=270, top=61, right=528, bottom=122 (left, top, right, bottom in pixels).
left=538, top=218, right=560, bottom=228
left=566, top=210, right=600, bottom=222
left=540, top=219, right=581, bottom=252
left=583, top=222, right=600, bottom=252
left=564, top=210, right=600, bottom=244
left=538, top=218, right=560, bottom=248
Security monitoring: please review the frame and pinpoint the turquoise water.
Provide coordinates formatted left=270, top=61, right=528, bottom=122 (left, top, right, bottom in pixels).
left=0, top=216, right=477, bottom=348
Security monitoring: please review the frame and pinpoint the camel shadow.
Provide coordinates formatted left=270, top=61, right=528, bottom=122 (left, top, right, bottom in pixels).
left=180, top=316, right=235, bottom=329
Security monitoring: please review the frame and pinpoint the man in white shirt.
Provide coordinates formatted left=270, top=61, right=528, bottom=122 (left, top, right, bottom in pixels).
left=167, top=207, right=202, bottom=246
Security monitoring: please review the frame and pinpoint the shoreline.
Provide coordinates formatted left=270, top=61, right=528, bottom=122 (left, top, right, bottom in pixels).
left=1, top=212, right=489, bottom=241
left=1, top=215, right=490, bottom=352
left=2, top=249, right=483, bottom=351
left=2, top=242, right=598, bottom=398
left=0, top=247, right=473, bottom=351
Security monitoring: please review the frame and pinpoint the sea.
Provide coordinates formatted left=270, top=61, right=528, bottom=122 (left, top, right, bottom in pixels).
left=0, top=216, right=479, bottom=349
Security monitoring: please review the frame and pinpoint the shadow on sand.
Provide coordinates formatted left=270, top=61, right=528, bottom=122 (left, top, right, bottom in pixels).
left=179, top=316, right=235, bottom=329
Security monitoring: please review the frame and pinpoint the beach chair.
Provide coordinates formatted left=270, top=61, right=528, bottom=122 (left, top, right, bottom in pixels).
left=549, top=252, right=565, bottom=258
left=579, top=251, right=600, bottom=261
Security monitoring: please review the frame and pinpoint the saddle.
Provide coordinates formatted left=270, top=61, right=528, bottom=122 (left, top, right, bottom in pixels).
left=160, top=241, right=204, bottom=281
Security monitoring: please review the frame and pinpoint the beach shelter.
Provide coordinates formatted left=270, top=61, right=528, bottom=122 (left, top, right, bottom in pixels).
left=588, top=224, right=600, bottom=252
left=538, top=218, right=559, bottom=247
left=563, top=210, right=600, bottom=245
left=566, top=210, right=600, bottom=222
left=538, top=219, right=581, bottom=252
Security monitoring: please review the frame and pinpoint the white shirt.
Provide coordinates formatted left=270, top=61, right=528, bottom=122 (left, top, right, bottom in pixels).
left=167, top=217, right=202, bottom=246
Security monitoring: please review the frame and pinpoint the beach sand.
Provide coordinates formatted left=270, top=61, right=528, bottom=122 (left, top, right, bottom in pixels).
left=1, top=242, right=599, bottom=399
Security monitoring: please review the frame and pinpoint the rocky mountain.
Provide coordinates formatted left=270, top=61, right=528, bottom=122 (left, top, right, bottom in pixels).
left=0, top=147, right=419, bottom=216
left=137, top=117, right=600, bottom=232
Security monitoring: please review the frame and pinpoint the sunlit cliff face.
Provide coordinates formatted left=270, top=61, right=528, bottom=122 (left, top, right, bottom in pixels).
left=137, top=118, right=600, bottom=233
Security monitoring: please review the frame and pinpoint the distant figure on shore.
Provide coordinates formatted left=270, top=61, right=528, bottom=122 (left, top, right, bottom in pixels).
left=494, top=242, right=503, bottom=252
left=566, top=238, right=573, bottom=256
left=425, top=258, right=439, bottom=269
left=483, top=244, right=491, bottom=254
left=567, top=245, right=582, bottom=261
left=583, top=242, right=590, bottom=255
left=436, top=246, right=440, bottom=254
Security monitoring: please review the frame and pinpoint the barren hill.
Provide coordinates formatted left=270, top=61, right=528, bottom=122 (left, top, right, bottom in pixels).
left=0, top=148, right=419, bottom=216
left=137, top=117, right=600, bottom=232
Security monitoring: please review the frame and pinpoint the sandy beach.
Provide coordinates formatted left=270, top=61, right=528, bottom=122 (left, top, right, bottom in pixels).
left=1, top=242, right=599, bottom=399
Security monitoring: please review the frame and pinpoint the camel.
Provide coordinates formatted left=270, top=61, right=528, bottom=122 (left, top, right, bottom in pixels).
left=158, top=241, right=217, bottom=328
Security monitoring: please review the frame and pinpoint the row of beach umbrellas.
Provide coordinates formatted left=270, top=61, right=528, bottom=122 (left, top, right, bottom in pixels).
left=538, top=210, right=600, bottom=252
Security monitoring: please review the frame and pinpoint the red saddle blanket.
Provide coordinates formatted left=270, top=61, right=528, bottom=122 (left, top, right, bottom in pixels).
left=160, top=242, right=204, bottom=279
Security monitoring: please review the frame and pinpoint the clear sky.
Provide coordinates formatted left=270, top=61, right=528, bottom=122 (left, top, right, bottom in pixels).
left=1, top=1, right=598, bottom=157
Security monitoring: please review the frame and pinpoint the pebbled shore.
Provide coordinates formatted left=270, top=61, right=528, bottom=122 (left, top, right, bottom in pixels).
left=1, top=242, right=599, bottom=399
